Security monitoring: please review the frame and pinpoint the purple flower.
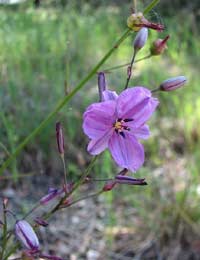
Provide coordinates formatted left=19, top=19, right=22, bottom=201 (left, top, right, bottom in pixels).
left=15, top=220, right=40, bottom=251
left=83, top=87, right=158, bottom=172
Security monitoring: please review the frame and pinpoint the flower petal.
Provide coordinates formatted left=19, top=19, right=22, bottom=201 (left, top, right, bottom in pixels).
left=83, top=101, right=116, bottom=139
left=102, top=90, right=118, bottom=101
left=116, top=87, right=159, bottom=127
left=128, top=124, right=150, bottom=139
left=108, top=132, right=144, bottom=172
left=88, top=129, right=113, bottom=155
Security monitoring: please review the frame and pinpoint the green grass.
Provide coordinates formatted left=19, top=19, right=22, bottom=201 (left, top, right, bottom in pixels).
left=0, top=3, right=200, bottom=251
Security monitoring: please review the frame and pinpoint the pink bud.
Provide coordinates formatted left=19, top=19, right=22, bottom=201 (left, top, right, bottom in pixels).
left=150, top=35, right=170, bottom=56
left=160, top=76, right=187, bottom=91
left=134, top=28, right=148, bottom=51
left=56, top=122, right=65, bottom=155
left=15, top=220, right=40, bottom=251
left=102, top=180, right=116, bottom=192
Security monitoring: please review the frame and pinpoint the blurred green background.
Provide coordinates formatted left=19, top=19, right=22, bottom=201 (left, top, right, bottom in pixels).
left=0, top=0, right=200, bottom=258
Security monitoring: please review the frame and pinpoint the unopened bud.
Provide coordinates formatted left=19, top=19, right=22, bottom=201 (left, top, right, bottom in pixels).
left=56, top=122, right=65, bottom=155
left=34, top=217, right=48, bottom=227
left=102, top=180, right=116, bottom=192
left=115, top=175, right=147, bottom=185
left=134, top=28, right=148, bottom=51
left=40, top=188, right=63, bottom=205
left=150, top=35, right=170, bottom=56
left=127, top=12, right=164, bottom=32
left=98, top=72, right=107, bottom=102
left=160, top=76, right=187, bottom=92
left=15, top=220, right=40, bottom=251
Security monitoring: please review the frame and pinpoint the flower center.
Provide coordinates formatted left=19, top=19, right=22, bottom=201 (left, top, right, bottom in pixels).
left=113, top=118, right=133, bottom=138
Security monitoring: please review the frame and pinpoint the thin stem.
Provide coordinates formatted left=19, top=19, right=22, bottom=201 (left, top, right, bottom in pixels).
left=44, top=156, right=98, bottom=218
left=23, top=202, right=41, bottom=220
left=66, top=190, right=104, bottom=208
left=0, top=29, right=131, bottom=175
left=124, top=50, right=137, bottom=89
left=133, top=0, right=137, bottom=12
left=102, top=54, right=151, bottom=73
left=143, top=0, right=160, bottom=15
left=151, top=87, right=160, bottom=93
left=1, top=202, right=8, bottom=259
left=61, top=154, right=68, bottom=194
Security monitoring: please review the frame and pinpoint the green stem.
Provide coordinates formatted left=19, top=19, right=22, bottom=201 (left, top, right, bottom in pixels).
left=1, top=202, right=8, bottom=259
left=0, top=29, right=131, bottom=176
left=143, top=0, right=160, bottom=15
left=102, top=54, right=151, bottom=73
left=61, top=154, right=68, bottom=194
left=124, top=50, right=137, bottom=89
left=66, top=190, right=104, bottom=208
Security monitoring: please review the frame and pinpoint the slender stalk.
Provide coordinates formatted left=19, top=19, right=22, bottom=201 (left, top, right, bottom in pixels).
left=61, top=155, right=68, bottom=194
left=43, top=156, right=98, bottom=218
left=124, top=50, right=137, bottom=89
left=151, top=87, right=160, bottom=93
left=143, top=0, right=160, bottom=15
left=66, top=190, right=104, bottom=208
left=1, top=202, right=8, bottom=259
left=0, top=29, right=131, bottom=175
left=102, top=54, right=151, bottom=73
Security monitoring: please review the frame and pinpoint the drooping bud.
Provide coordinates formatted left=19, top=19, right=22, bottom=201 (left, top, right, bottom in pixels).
left=15, top=220, right=40, bottom=251
left=56, top=122, right=65, bottom=155
left=127, top=12, right=164, bottom=32
left=98, top=72, right=107, bottom=102
left=134, top=28, right=148, bottom=52
left=159, top=76, right=187, bottom=92
left=115, top=175, right=147, bottom=185
left=34, top=217, right=48, bottom=227
left=150, top=35, right=170, bottom=56
left=40, top=188, right=64, bottom=205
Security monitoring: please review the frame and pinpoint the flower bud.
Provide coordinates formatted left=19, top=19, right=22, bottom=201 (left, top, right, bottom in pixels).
left=34, top=217, right=48, bottom=227
left=150, top=35, right=170, bottom=56
left=98, top=72, right=107, bottom=102
left=15, top=220, right=40, bottom=251
left=102, top=180, right=116, bottom=192
left=40, top=188, right=64, bottom=205
left=115, top=175, right=147, bottom=185
left=127, top=12, right=164, bottom=32
left=159, top=76, right=187, bottom=92
left=134, top=28, right=148, bottom=52
left=56, top=122, right=65, bottom=155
